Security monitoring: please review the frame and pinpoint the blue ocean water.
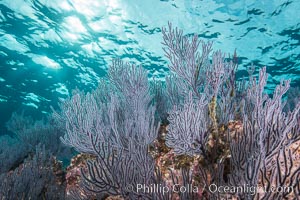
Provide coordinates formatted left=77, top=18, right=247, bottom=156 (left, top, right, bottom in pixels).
left=0, top=0, right=299, bottom=133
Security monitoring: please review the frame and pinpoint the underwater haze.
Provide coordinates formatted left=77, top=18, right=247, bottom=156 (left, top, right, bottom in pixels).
left=0, top=0, right=299, bottom=131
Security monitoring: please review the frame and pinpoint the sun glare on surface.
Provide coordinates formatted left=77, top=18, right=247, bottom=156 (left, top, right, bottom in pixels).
left=32, top=55, right=61, bottom=69
left=65, top=16, right=87, bottom=33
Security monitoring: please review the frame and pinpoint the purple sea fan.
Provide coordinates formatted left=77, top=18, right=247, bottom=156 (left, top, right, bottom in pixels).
left=206, top=50, right=227, bottom=97
left=162, top=22, right=213, bottom=99
left=165, top=92, right=209, bottom=156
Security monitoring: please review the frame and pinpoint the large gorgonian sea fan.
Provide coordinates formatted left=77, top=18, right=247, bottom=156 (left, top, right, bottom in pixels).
left=54, top=59, right=162, bottom=199
left=108, top=59, right=159, bottom=146
left=56, top=59, right=159, bottom=154
left=228, top=67, right=300, bottom=199
left=162, top=22, right=213, bottom=98
left=162, top=22, right=236, bottom=157
left=166, top=92, right=209, bottom=156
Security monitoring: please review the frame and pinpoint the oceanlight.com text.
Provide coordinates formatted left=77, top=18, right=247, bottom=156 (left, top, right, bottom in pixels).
left=127, top=183, right=293, bottom=196
left=207, top=183, right=293, bottom=196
